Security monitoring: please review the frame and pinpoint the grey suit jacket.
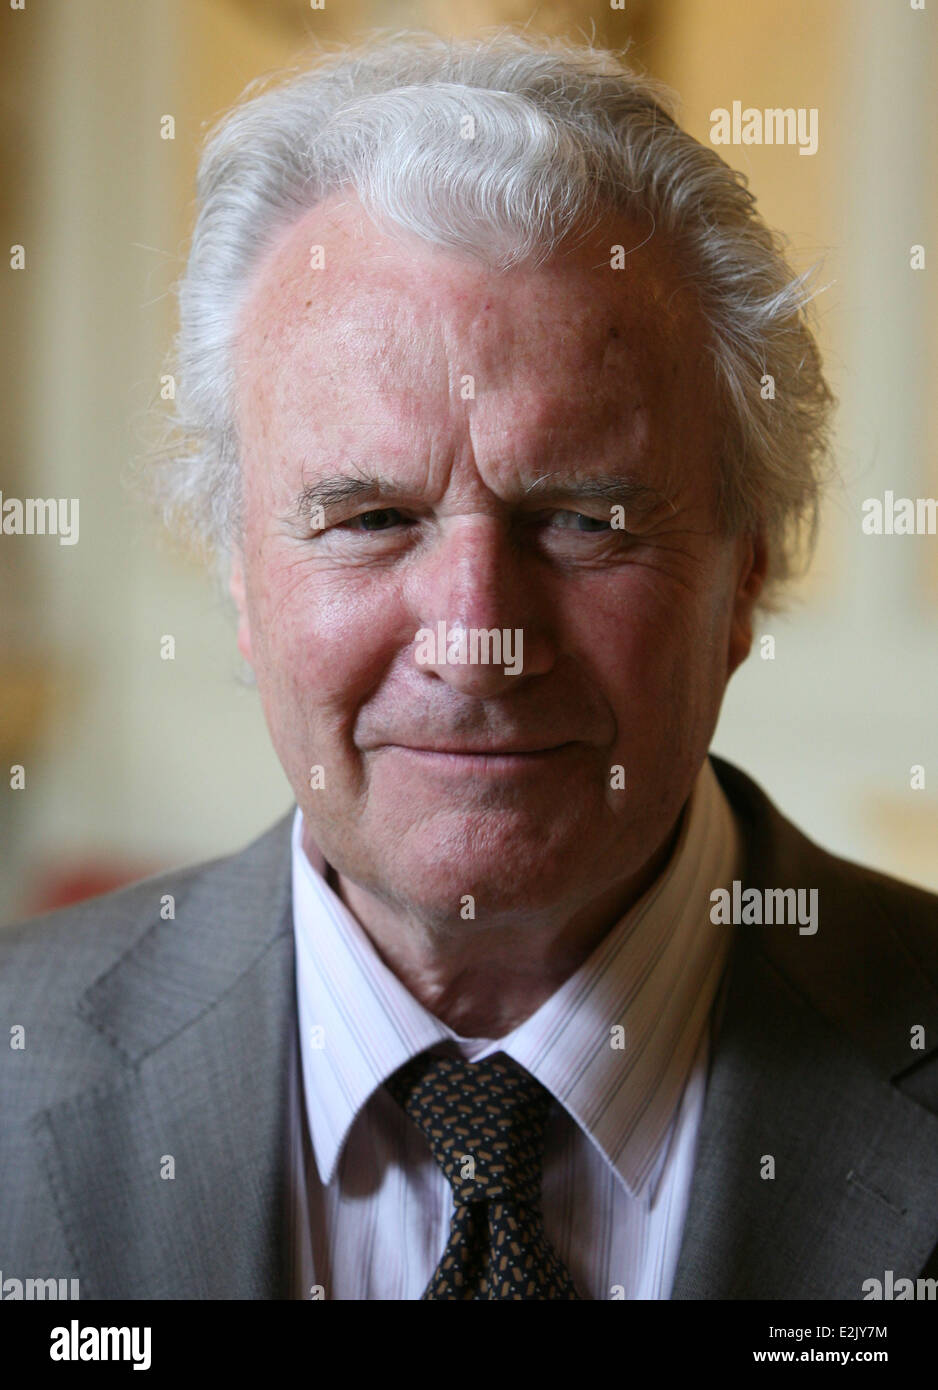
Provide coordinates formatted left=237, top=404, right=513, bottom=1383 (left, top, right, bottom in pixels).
left=2, top=756, right=937, bottom=1299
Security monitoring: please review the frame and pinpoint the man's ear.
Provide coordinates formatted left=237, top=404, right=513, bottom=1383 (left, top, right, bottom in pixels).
left=727, top=530, right=768, bottom=678
left=229, top=548, right=253, bottom=666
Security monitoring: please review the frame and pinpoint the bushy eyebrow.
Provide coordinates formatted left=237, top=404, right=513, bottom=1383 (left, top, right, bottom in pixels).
left=288, top=471, right=672, bottom=521
left=290, top=475, right=401, bottom=519
left=522, top=472, right=672, bottom=517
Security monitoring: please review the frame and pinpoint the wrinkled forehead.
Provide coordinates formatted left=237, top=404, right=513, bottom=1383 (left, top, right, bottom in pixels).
left=231, top=190, right=714, bottom=454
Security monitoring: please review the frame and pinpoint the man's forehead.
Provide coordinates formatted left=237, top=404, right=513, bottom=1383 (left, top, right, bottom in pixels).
left=234, top=191, right=704, bottom=392
left=231, top=195, right=719, bottom=516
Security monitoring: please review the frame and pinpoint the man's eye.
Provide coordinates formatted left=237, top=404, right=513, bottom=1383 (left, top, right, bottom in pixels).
left=549, top=511, right=612, bottom=532
left=341, top=508, right=407, bottom=531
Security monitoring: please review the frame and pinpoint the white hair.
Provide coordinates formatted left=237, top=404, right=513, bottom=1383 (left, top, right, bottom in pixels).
left=150, top=26, right=835, bottom=606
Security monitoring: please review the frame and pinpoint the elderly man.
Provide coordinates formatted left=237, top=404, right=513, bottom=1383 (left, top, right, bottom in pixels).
left=3, top=29, right=937, bottom=1303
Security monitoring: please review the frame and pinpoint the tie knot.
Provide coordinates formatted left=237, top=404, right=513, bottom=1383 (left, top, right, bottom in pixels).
left=385, top=1052, right=552, bottom=1205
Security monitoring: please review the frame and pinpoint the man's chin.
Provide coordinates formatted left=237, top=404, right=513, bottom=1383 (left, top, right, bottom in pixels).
left=336, top=841, right=590, bottom=930
left=302, top=799, right=618, bottom=924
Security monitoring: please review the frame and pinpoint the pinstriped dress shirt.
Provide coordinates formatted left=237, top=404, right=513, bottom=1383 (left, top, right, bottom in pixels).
left=288, top=755, right=741, bottom=1300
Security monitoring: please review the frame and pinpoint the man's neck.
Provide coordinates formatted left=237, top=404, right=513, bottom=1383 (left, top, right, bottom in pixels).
left=316, top=811, right=685, bottom=1038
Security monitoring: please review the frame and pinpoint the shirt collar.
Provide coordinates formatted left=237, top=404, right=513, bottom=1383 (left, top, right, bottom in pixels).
left=292, top=754, right=740, bottom=1202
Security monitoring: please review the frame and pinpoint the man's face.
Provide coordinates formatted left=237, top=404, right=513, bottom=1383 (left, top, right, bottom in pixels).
left=231, top=192, right=762, bottom=929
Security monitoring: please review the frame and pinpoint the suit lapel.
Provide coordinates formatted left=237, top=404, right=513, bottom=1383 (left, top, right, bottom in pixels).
left=31, top=813, right=297, bottom=1299
left=672, top=759, right=938, bottom=1298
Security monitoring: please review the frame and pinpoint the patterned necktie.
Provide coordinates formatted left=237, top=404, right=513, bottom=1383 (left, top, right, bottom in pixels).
left=385, top=1051, right=583, bottom=1300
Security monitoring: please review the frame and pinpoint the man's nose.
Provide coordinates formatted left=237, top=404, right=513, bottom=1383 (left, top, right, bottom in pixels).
left=407, top=517, right=555, bottom=696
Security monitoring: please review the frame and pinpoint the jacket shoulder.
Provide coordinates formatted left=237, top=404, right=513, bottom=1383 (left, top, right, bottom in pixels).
left=711, top=754, right=938, bottom=1082
left=0, top=812, right=295, bottom=1082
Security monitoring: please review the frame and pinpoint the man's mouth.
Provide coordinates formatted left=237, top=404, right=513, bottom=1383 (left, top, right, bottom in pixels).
left=391, top=741, right=575, bottom=756
left=375, top=742, right=579, bottom=776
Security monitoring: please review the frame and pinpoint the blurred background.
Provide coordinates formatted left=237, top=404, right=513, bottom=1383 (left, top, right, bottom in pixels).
left=2, top=0, right=936, bottom=925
